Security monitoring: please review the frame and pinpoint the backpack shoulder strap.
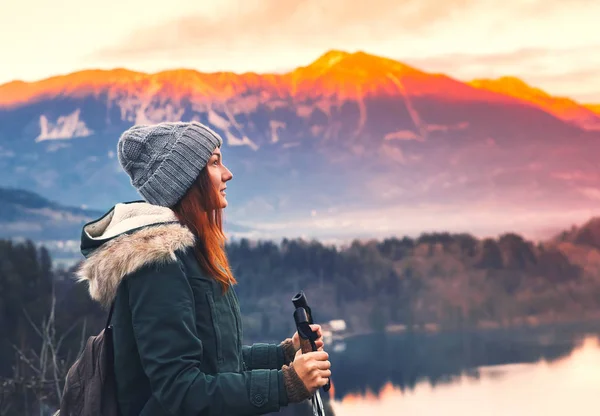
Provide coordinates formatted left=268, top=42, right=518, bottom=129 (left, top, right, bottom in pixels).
left=105, top=300, right=116, bottom=329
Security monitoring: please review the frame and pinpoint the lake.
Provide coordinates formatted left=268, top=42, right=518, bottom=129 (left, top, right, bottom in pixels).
left=325, top=323, right=600, bottom=416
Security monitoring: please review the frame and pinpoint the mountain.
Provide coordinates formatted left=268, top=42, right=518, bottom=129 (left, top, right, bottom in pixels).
left=0, top=186, right=103, bottom=241
left=585, top=104, right=600, bottom=115
left=468, top=76, right=600, bottom=131
left=1, top=50, right=600, bottom=240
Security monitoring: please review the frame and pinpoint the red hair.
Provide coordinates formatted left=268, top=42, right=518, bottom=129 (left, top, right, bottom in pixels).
left=171, top=168, right=236, bottom=293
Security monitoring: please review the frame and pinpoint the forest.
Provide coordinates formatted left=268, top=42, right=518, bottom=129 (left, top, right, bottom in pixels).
left=2, top=222, right=600, bottom=414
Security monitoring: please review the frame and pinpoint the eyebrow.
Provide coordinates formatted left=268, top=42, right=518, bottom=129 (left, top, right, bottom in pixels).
left=211, top=152, right=221, bottom=160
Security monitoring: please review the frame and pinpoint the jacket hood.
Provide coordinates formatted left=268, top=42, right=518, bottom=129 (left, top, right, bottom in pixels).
left=77, top=201, right=196, bottom=308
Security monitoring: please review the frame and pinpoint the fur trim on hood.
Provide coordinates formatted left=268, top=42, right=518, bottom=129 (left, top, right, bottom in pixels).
left=76, top=201, right=196, bottom=308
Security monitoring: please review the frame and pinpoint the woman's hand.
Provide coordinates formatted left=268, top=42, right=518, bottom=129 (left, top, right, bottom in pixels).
left=291, top=349, right=331, bottom=394
left=292, top=324, right=324, bottom=352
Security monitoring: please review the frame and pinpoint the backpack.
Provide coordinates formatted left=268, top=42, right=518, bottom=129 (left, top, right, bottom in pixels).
left=55, top=301, right=119, bottom=416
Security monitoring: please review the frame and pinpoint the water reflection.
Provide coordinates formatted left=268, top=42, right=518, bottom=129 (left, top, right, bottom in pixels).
left=328, top=324, right=600, bottom=416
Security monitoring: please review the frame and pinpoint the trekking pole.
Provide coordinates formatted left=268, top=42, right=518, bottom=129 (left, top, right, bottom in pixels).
left=292, top=290, right=331, bottom=391
left=293, top=306, right=327, bottom=416
left=292, top=290, right=333, bottom=416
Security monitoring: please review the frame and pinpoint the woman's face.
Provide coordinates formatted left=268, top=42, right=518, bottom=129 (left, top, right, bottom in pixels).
left=207, top=147, right=233, bottom=208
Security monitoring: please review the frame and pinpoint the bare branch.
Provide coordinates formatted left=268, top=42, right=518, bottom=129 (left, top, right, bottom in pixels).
left=11, top=345, right=41, bottom=375
left=47, top=283, right=63, bottom=400
left=29, top=348, right=40, bottom=362
left=7, top=280, right=71, bottom=412
left=22, top=308, right=43, bottom=339
left=57, top=319, right=83, bottom=352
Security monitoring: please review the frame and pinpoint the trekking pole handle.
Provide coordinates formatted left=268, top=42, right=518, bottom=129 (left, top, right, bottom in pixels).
left=292, top=291, right=313, bottom=324
left=292, top=292, right=331, bottom=392
left=294, top=308, right=317, bottom=354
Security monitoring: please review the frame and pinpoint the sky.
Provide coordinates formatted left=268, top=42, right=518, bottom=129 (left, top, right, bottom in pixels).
left=1, top=0, right=600, bottom=102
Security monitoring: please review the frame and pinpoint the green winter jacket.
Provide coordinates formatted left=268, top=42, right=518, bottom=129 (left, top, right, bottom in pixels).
left=76, top=201, right=299, bottom=416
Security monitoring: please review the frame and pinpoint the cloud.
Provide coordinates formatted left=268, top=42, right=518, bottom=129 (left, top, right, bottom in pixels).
left=573, top=92, right=600, bottom=104
left=529, top=69, right=600, bottom=103
left=578, top=187, right=600, bottom=201
left=507, top=0, right=598, bottom=17
left=404, top=45, right=600, bottom=78
left=94, top=0, right=599, bottom=62
left=88, top=0, right=600, bottom=102
left=403, top=45, right=600, bottom=102
left=232, top=201, right=600, bottom=243
left=405, top=48, right=555, bottom=72
left=94, top=0, right=480, bottom=60
left=552, top=171, right=600, bottom=182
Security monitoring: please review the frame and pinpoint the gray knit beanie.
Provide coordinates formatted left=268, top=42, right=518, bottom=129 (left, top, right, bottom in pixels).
left=117, top=121, right=223, bottom=207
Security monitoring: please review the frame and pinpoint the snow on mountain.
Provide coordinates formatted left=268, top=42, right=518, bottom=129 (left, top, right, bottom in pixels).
left=207, top=109, right=259, bottom=150
left=35, top=109, right=93, bottom=141
left=270, top=121, right=286, bottom=143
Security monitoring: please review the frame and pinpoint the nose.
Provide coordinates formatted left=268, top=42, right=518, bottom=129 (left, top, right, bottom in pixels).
left=223, top=166, right=233, bottom=182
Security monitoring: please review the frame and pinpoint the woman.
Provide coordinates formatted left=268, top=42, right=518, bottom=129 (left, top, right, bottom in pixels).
left=76, top=121, right=331, bottom=415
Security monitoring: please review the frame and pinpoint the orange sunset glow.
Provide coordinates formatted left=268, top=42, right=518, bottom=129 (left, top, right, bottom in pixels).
left=2, top=0, right=599, bottom=106
left=1, top=48, right=598, bottom=139
left=330, top=337, right=600, bottom=416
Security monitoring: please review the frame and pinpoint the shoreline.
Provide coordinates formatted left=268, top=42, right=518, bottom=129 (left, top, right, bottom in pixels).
left=247, top=315, right=600, bottom=346
left=327, top=315, right=600, bottom=344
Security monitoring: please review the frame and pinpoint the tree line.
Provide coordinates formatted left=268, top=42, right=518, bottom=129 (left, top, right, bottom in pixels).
left=1, top=230, right=599, bottom=414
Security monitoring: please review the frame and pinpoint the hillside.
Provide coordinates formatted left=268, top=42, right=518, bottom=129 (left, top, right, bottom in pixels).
left=0, top=187, right=254, bottom=252
left=554, top=217, right=600, bottom=250
left=0, top=187, right=103, bottom=241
